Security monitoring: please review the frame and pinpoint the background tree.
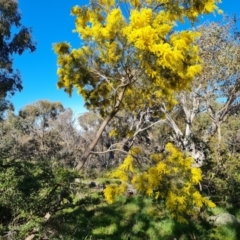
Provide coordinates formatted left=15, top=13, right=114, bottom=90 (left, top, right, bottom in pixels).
left=146, top=16, right=240, bottom=166
left=0, top=109, right=22, bottom=159
left=197, top=16, right=240, bottom=143
left=19, top=100, right=64, bottom=152
left=53, top=108, right=82, bottom=167
left=0, top=101, right=82, bottom=164
left=0, top=0, right=36, bottom=118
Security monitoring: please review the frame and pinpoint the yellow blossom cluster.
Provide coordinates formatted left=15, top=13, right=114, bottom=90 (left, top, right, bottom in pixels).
left=123, top=7, right=203, bottom=96
left=104, top=183, right=127, bottom=204
left=103, top=146, right=141, bottom=200
left=104, top=143, right=215, bottom=223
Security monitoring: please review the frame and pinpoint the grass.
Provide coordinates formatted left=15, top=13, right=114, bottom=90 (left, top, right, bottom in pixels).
left=45, top=178, right=240, bottom=240
left=49, top=193, right=176, bottom=239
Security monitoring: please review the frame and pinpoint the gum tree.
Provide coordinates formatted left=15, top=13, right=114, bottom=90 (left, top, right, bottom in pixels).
left=19, top=100, right=64, bottom=151
left=159, top=16, right=240, bottom=165
left=0, top=0, right=36, bottom=117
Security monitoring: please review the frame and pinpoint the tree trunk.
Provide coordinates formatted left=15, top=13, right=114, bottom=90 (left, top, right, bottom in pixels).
left=75, top=87, right=126, bottom=171
left=217, top=123, right=222, bottom=143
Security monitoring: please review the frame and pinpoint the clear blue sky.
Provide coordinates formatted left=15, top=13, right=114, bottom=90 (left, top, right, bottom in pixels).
left=11, top=0, right=239, bottom=115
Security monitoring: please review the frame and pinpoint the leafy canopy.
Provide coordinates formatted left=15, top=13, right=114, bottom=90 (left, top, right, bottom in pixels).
left=54, top=0, right=221, bottom=117
left=0, top=0, right=36, bottom=117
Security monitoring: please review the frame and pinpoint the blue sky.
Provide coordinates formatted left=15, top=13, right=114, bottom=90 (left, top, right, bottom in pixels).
left=11, top=0, right=239, bottom=116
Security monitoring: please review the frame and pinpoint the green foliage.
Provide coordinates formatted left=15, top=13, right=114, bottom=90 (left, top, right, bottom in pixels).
left=207, top=225, right=240, bottom=240
left=221, top=115, right=240, bottom=153
left=202, top=145, right=240, bottom=207
left=50, top=196, right=179, bottom=239
left=0, top=157, right=78, bottom=238
left=43, top=193, right=240, bottom=240
left=1, top=152, right=239, bottom=239
left=0, top=0, right=36, bottom=117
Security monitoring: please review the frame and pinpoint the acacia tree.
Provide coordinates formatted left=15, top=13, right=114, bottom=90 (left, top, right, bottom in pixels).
left=0, top=0, right=36, bottom=117
left=54, top=0, right=221, bottom=170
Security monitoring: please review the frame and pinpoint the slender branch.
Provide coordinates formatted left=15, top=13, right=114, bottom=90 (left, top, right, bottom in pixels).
left=133, top=119, right=166, bottom=137
left=91, top=148, right=128, bottom=155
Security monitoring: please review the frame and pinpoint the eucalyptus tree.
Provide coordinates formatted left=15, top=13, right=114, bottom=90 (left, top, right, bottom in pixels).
left=19, top=100, right=64, bottom=154
left=154, top=16, right=240, bottom=165
left=0, top=0, right=36, bottom=116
